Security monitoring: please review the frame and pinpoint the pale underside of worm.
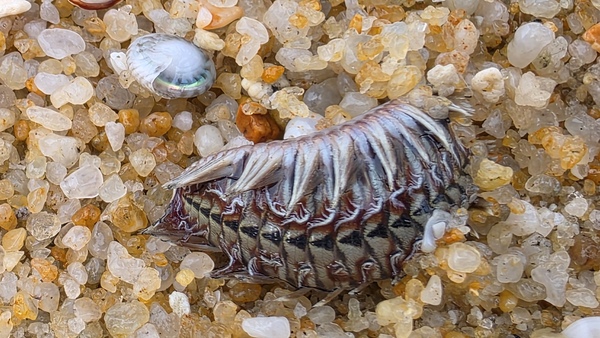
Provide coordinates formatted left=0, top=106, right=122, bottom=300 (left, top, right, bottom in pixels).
left=143, top=100, right=474, bottom=291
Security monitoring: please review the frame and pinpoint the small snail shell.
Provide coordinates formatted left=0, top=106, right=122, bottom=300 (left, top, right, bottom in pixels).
left=562, top=317, right=600, bottom=338
left=68, top=0, right=122, bottom=10
left=126, top=33, right=216, bottom=99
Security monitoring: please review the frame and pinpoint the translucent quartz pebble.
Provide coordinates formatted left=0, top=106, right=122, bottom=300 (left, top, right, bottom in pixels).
left=88, top=102, right=118, bottom=127
left=103, top=6, right=138, bottom=42
left=504, top=200, right=541, bottom=236
left=61, top=225, right=92, bottom=251
left=135, top=323, right=160, bottom=338
left=495, top=252, right=526, bottom=283
left=89, top=222, right=113, bottom=259
left=303, top=78, right=342, bottom=115
left=26, top=106, right=72, bottom=131
left=99, top=174, right=127, bottom=203
left=566, top=288, right=599, bottom=308
left=40, top=0, right=60, bottom=24
left=104, top=301, right=149, bottom=336
left=172, top=111, right=193, bottom=131
left=531, top=250, right=570, bottom=306
left=67, top=262, right=89, bottom=285
left=375, top=296, right=421, bottom=325
left=169, top=291, right=191, bottom=317
left=107, top=241, right=144, bottom=284
left=96, top=75, right=135, bottom=110
left=33, top=73, right=70, bottom=95
left=37, top=28, right=86, bottom=59
left=34, top=282, right=60, bottom=312
left=444, top=0, right=479, bottom=15
left=284, top=113, right=323, bottom=139
left=241, top=316, right=291, bottom=338
left=194, top=125, right=224, bottom=157
left=26, top=212, right=60, bottom=241
left=50, top=77, right=94, bottom=108
left=420, top=275, right=442, bottom=305
left=564, top=197, right=588, bottom=218
left=447, top=243, right=481, bottom=273
left=74, top=297, right=102, bottom=323
left=507, top=23, right=555, bottom=68
left=129, top=148, right=156, bottom=177
left=519, top=0, right=560, bottom=19
left=60, top=165, right=103, bottom=199
left=0, top=0, right=31, bottom=19
left=105, top=122, right=125, bottom=151
left=133, top=268, right=161, bottom=300
left=0, top=109, right=15, bottom=132
left=308, top=306, right=336, bottom=325
left=515, top=72, right=557, bottom=108
left=235, top=17, right=269, bottom=65
left=208, top=0, right=238, bottom=7
left=126, top=34, right=216, bottom=99
left=46, top=161, right=67, bottom=185
left=179, top=252, right=215, bottom=278
left=339, top=92, right=378, bottom=117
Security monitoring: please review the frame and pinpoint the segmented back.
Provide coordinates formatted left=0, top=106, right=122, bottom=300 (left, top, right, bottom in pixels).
left=144, top=100, right=473, bottom=290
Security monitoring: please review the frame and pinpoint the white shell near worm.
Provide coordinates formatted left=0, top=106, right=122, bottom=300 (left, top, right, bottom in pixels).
left=126, top=33, right=216, bottom=99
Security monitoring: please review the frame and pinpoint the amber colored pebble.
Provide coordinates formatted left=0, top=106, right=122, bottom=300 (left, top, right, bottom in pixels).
left=50, top=246, right=68, bottom=265
left=440, top=228, right=465, bottom=245
left=236, top=105, right=281, bottom=143
left=71, top=204, right=101, bottom=229
left=583, top=23, right=600, bottom=52
left=139, top=112, right=173, bottom=137
left=31, top=257, right=59, bottom=282
left=569, top=234, right=600, bottom=270
left=348, top=13, right=363, bottom=33
left=13, top=120, right=30, bottom=142
left=118, top=108, right=140, bottom=134
left=229, top=283, right=262, bottom=303
left=90, top=131, right=110, bottom=152
left=289, top=13, right=309, bottom=29
left=261, top=65, right=285, bottom=84
left=25, top=78, right=44, bottom=96
left=111, top=197, right=148, bottom=233
left=498, top=290, right=518, bottom=313
left=153, top=253, right=169, bottom=267
left=13, top=291, right=37, bottom=320
left=0, top=203, right=17, bottom=231
left=300, top=317, right=316, bottom=330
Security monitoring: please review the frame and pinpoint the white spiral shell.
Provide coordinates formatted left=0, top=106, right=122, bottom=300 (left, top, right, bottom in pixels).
left=126, top=33, right=216, bottom=99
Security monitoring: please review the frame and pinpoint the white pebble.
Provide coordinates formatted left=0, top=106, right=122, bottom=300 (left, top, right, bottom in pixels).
left=194, top=125, right=224, bottom=157
left=60, top=165, right=104, bottom=199
left=507, top=22, right=554, bottom=68
left=173, top=111, right=193, bottom=131
left=283, top=113, right=323, bottom=139
left=0, top=0, right=31, bottom=19
left=26, top=106, right=72, bottom=131
left=471, top=68, right=505, bottom=103
left=169, top=291, right=191, bottom=317
left=37, top=28, right=86, bottom=60
left=105, top=122, right=126, bottom=151
left=241, top=316, right=291, bottom=338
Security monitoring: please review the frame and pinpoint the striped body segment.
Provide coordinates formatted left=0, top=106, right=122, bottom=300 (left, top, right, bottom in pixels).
left=144, top=100, right=473, bottom=291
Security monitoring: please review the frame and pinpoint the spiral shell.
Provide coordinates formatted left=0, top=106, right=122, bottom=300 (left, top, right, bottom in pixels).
left=126, top=33, right=216, bottom=99
left=144, top=100, right=475, bottom=290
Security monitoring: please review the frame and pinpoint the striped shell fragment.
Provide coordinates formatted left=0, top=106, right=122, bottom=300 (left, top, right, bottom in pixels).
left=144, top=100, right=474, bottom=291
